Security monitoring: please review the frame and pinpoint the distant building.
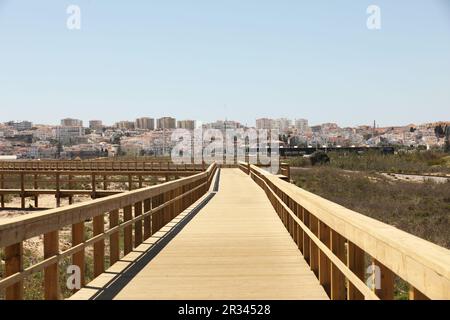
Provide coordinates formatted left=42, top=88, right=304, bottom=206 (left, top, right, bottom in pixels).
left=177, top=120, right=196, bottom=130
left=135, top=117, right=155, bottom=130
left=115, top=121, right=135, bottom=130
left=203, top=120, right=243, bottom=131
left=6, top=121, right=33, bottom=131
left=53, top=126, right=85, bottom=144
left=273, top=118, right=291, bottom=132
left=294, top=119, right=309, bottom=132
left=33, top=126, right=53, bottom=141
left=157, top=117, right=176, bottom=130
left=89, top=120, right=103, bottom=130
left=256, top=118, right=273, bottom=130
left=61, top=118, right=83, bottom=127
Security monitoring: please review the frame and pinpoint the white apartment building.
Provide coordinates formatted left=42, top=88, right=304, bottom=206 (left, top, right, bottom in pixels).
left=135, top=117, right=155, bottom=130
left=256, top=118, right=273, bottom=130
left=89, top=120, right=103, bottom=130
left=294, top=119, right=309, bottom=132
left=61, top=118, right=83, bottom=127
left=53, top=126, right=85, bottom=143
left=273, top=118, right=292, bottom=133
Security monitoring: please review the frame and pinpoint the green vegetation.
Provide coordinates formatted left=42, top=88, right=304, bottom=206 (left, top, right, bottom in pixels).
left=293, top=167, right=450, bottom=248
left=287, top=150, right=450, bottom=174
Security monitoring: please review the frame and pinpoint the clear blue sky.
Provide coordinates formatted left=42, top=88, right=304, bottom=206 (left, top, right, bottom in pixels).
left=0, top=0, right=449, bottom=127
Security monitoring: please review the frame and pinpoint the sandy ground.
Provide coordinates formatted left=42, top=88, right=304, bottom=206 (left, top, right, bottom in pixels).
left=290, top=167, right=450, bottom=184
left=381, top=173, right=450, bottom=184
left=0, top=194, right=91, bottom=221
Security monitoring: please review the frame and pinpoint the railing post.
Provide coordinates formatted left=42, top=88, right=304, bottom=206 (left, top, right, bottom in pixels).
left=72, top=222, right=85, bottom=288
left=109, top=210, right=120, bottom=265
left=44, top=230, right=60, bottom=300
left=20, top=173, right=25, bottom=209
left=373, top=259, right=394, bottom=300
left=4, top=242, right=23, bottom=300
left=143, top=199, right=152, bottom=240
left=1, top=173, right=5, bottom=208
left=33, top=174, right=38, bottom=208
left=309, top=215, right=319, bottom=277
left=55, top=173, right=61, bottom=207
left=318, top=222, right=331, bottom=296
left=409, top=286, right=428, bottom=300
left=91, top=174, right=96, bottom=199
left=123, top=205, right=133, bottom=255
left=347, top=241, right=365, bottom=300
left=68, top=174, right=73, bottom=205
left=93, top=214, right=105, bottom=277
left=330, top=230, right=347, bottom=300
left=296, top=205, right=304, bottom=254
left=302, top=209, right=311, bottom=264
left=134, top=202, right=143, bottom=246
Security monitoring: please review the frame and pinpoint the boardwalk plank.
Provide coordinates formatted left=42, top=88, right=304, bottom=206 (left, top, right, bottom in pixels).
left=114, top=169, right=327, bottom=300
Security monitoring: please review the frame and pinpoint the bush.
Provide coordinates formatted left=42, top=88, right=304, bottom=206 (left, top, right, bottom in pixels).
left=310, top=151, right=330, bottom=166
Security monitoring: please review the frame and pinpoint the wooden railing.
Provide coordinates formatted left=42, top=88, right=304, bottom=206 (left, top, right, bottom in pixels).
left=239, top=162, right=450, bottom=300
left=0, top=169, right=201, bottom=209
left=0, top=160, right=205, bottom=172
left=0, top=163, right=217, bottom=300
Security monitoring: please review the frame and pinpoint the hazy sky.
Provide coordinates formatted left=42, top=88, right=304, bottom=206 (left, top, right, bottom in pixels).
left=0, top=0, right=449, bottom=127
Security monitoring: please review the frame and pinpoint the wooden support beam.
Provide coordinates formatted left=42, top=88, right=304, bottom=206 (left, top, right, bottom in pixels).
left=143, top=199, right=152, bottom=240
left=409, top=286, right=429, bottom=300
left=68, top=174, right=73, bottom=205
left=55, top=173, right=61, bottom=207
left=302, top=209, right=310, bottom=263
left=134, top=202, right=143, bottom=247
left=20, top=173, right=25, bottom=209
left=309, top=215, right=319, bottom=277
left=4, top=242, right=23, bottom=300
left=72, top=222, right=85, bottom=288
left=1, top=173, right=4, bottom=208
left=109, top=210, right=120, bottom=264
left=373, top=259, right=394, bottom=300
left=93, top=214, right=105, bottom=277
left=44, top=231, right=60, bottom=300
left=319, top=221, right=331, bottom=297
left=347, top=241, right=365, bottom=300
left=91, top=174, right=96, bottom=199
left=123, top=205, right=133, bottom=255
left=330, top=230, right=347, bottom=300
left=33, top=174, right=38, bottom=208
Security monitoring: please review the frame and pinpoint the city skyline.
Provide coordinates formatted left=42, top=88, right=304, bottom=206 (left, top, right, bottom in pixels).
left=1, top=1, right=450, bottom=127
left=1, top=116, right=448, bottom=130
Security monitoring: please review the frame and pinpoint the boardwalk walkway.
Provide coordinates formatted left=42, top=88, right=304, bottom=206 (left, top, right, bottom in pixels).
left=106, top=168, right=327, bottom=300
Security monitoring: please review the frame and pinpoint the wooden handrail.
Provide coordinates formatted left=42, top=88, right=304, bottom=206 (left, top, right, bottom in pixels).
left=241, top=163, right=450, bottom=300
left=0, top=163, right=217, bottom=300
left=0, top=160, right=204, bottom=172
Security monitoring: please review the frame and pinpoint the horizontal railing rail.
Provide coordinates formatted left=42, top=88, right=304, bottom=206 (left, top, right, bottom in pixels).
left=0, top=169, right=202, bottom=209
left=239, top=162, right=450, bottom=300
left=0, top=163, right=217, bottom=300
left=0, top=160, right=205, bottom=172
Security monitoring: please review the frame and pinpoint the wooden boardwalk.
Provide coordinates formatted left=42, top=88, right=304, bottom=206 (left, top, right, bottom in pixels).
left=111, top=168, right=327, bottom=300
